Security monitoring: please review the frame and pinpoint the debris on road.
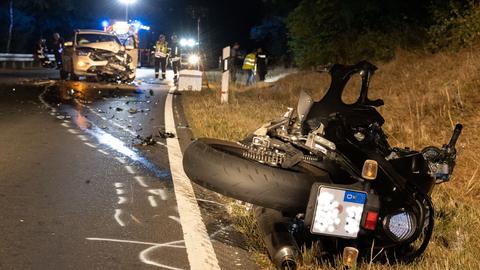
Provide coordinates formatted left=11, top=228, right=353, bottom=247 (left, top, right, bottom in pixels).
left=158, top=130, right=175, bottom=138
left=116, top=107, right=123, bottom=112
left=129, top=108, right=138, bottom=114
left=149, top=89, right=154, bottom=96
left=136, top=134, right=157, bottom=146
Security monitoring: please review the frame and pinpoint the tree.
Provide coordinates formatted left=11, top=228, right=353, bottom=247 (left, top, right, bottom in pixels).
left=6, top=0, right=13, bottom=53
left=286, top=0, right=432, bottom=66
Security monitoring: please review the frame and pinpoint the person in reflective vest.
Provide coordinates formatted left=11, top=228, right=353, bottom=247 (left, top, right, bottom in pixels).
left=256, top=48, right=268, bottom=81
left=169, top=35, right=181, bottom=84
left=154, top=34, right=169, bottom=80
left=242, top=50, right=257, bottom=86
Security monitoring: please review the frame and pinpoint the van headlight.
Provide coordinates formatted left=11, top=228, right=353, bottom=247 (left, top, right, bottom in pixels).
left=383, top=211, right=417, bottom=242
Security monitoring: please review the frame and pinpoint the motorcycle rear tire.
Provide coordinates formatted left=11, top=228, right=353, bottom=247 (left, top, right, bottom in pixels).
left=183, top=138, right=330, bottom=213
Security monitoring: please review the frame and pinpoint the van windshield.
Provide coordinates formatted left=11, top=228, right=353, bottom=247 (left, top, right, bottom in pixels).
left=76, top=34, right=121, bottom=46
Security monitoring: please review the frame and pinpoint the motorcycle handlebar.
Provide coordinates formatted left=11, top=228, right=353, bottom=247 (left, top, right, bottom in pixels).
left=447, top=124, right=463, bottom=150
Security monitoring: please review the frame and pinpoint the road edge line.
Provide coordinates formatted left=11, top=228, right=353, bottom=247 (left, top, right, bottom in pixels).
left=164, top=89, right=221, bottom=270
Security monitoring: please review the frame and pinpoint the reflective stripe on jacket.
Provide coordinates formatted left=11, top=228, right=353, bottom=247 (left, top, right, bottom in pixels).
left=242, top=53, right=256, bottom=70
left=155, top=41, right=169, bottom=58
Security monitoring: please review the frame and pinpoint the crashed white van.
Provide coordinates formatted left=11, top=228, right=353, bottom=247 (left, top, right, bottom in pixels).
left=61, top=29, right=138, bottom=83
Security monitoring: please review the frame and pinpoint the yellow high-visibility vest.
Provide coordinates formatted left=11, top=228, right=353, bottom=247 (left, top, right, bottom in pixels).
left=242, top=53, right=256, bottom=70
left=155, top=41, right=169, bottom=58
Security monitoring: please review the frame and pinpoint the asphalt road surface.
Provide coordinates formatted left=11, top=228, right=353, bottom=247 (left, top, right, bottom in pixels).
left=0, top=68, right=257, bottom=270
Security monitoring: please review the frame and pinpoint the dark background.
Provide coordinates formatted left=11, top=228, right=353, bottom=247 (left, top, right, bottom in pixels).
left=0, top=0, right=269, bottom=64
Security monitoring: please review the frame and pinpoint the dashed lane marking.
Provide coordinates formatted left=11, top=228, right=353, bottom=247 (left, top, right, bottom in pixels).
left=84, top=142, right=97, bottom=148
left=114, top=209, right=126, bottom=227
left=124, top=165, right=135, bottom=174
left=148, top=196, right=158, bottom=207
left=134, top=176, right=149, bottom=188
left=98, top=149, right=109, bottom=156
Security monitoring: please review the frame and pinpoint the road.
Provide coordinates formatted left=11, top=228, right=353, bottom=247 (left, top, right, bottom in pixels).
left=0, top=68, right=256, bottom=270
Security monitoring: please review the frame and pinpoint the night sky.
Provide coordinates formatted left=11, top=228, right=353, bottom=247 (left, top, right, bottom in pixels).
left=0, top=0, right=267, bottom=57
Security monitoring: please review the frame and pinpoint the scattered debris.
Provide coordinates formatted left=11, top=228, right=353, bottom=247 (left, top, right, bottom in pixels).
left=129, top=108, right=138, bottom=114
left=116, top=107, right=123, bottom=112
left=85, top=180, right=91, bottom=184
left=149, top=89, right=154, bottom=96
left=158, top=130, right=175, bottom=138
left=135, top=134, right=157, bottom=146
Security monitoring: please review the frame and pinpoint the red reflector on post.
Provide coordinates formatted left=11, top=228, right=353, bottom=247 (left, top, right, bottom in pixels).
left=364, top=211, right=378, bottom=230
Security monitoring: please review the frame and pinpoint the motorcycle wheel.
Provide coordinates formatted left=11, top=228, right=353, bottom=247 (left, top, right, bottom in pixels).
left=183, top=138, right=330, bottom=213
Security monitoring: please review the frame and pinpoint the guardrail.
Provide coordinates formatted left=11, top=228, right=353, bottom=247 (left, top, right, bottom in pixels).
left=0, top=53, right=55, bottom=69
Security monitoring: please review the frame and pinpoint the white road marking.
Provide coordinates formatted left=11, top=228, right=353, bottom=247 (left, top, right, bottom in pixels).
left=114, top=209, right=126, bottom=227
left=98, top=149, right=109, bottom=155
left=196, top=198, right=225, bottom=207
left=117, top=197, right=128, bottom=205
left=86, top=237, right=186, bottom=270
left=114, top=183, right=125, bottom=188
left=77, top=135, right=88, bottom=141
left=115, top=157, right=127, bottom=164
left=164, top=90, right=221, bottom=270
left=134, top=176, right=149, bottom=188
left=124, top=165, right=135, bottom=174
left=61, top=123, right=70, bottom=128
left=168, top=216, right=181, bottom=225
left=147, top=189, right=168, bottom=201
left=116, top=189, right=126, bottom=195
left=156, top=141, right=167, bottom=147
left=67, top=129, right=79, bottom=134
left=148, top=196, right=158, bottom=207
left=84, top=142, right=97, bottom=148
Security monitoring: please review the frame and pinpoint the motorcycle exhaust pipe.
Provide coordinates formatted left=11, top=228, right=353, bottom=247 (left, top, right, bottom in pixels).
left=254, top=207, right=299, bottom=270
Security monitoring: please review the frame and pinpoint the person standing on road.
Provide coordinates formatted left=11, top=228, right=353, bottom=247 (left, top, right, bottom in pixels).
left=52, top=33, right=64, bottom=69
left=169, top=35, right=181, bottom=84
left=154, top=34, right=169, bottom=80
left=243, top=49, right=257, bottom=86
left=230, top=42, right=241, bottom=83
left=35, top=38, right=53, bottom=68
left=256, top=48, right=268, bottom=82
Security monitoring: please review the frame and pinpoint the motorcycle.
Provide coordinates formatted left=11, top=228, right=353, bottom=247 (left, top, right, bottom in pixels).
left=182, top=61, right=462, bottom=269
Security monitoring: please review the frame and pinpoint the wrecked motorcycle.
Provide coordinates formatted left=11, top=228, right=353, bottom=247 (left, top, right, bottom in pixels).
left=183, top=61, right=462, bottom=269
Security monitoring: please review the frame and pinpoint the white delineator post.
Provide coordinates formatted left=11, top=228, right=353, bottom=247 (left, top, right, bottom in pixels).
left=221, top=46, right=230, bottom=104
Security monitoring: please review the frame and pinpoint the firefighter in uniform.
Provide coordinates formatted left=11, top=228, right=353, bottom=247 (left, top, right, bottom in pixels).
left=35, top=38, right=53, bottom=68
left=154, top=34, right=169, bottom=80
left=243, top=50, right=257, bottom=86
left=169, top=35, right=181, bottom=84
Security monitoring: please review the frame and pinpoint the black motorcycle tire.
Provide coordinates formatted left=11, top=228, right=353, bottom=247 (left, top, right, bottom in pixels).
left=183, top=138, right=330, bottom=213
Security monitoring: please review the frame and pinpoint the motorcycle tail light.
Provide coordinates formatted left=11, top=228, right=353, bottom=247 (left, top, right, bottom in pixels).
left=362, top=160, right=378, bottom=180
left=383, top=211, right=417, bottom=242
left=364, top=211, right=378, bottom=231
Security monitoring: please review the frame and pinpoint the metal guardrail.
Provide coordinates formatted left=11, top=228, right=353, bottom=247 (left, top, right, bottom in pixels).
left=0, top=53, right=55, bottom=69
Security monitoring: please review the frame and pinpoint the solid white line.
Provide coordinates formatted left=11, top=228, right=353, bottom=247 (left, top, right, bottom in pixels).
left=124, top=165, right=135, bottom=174
left=148, top=196, right=158, bottom=207
left=114, top=209, right=126, bottom=227
left=164, top=90, right=221, bottom=270
left=134, top=176, right=149, bottom=188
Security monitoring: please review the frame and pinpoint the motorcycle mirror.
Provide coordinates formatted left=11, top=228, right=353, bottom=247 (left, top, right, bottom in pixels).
left=362, top=160, right=378, bottom=180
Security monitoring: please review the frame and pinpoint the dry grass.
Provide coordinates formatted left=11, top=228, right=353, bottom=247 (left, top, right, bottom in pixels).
left=182, top=47, right=480, bottom=269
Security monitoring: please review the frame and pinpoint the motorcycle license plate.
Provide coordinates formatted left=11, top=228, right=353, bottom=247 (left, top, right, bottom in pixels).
left=310, top=186, right=367, bottom=238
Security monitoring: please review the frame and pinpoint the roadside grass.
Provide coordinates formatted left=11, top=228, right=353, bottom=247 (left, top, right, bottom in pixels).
left=182, top=48, right=480, bottom=269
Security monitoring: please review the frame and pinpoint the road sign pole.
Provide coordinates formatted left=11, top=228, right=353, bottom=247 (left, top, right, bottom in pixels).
left=221, top=46, right=230, bottom=104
